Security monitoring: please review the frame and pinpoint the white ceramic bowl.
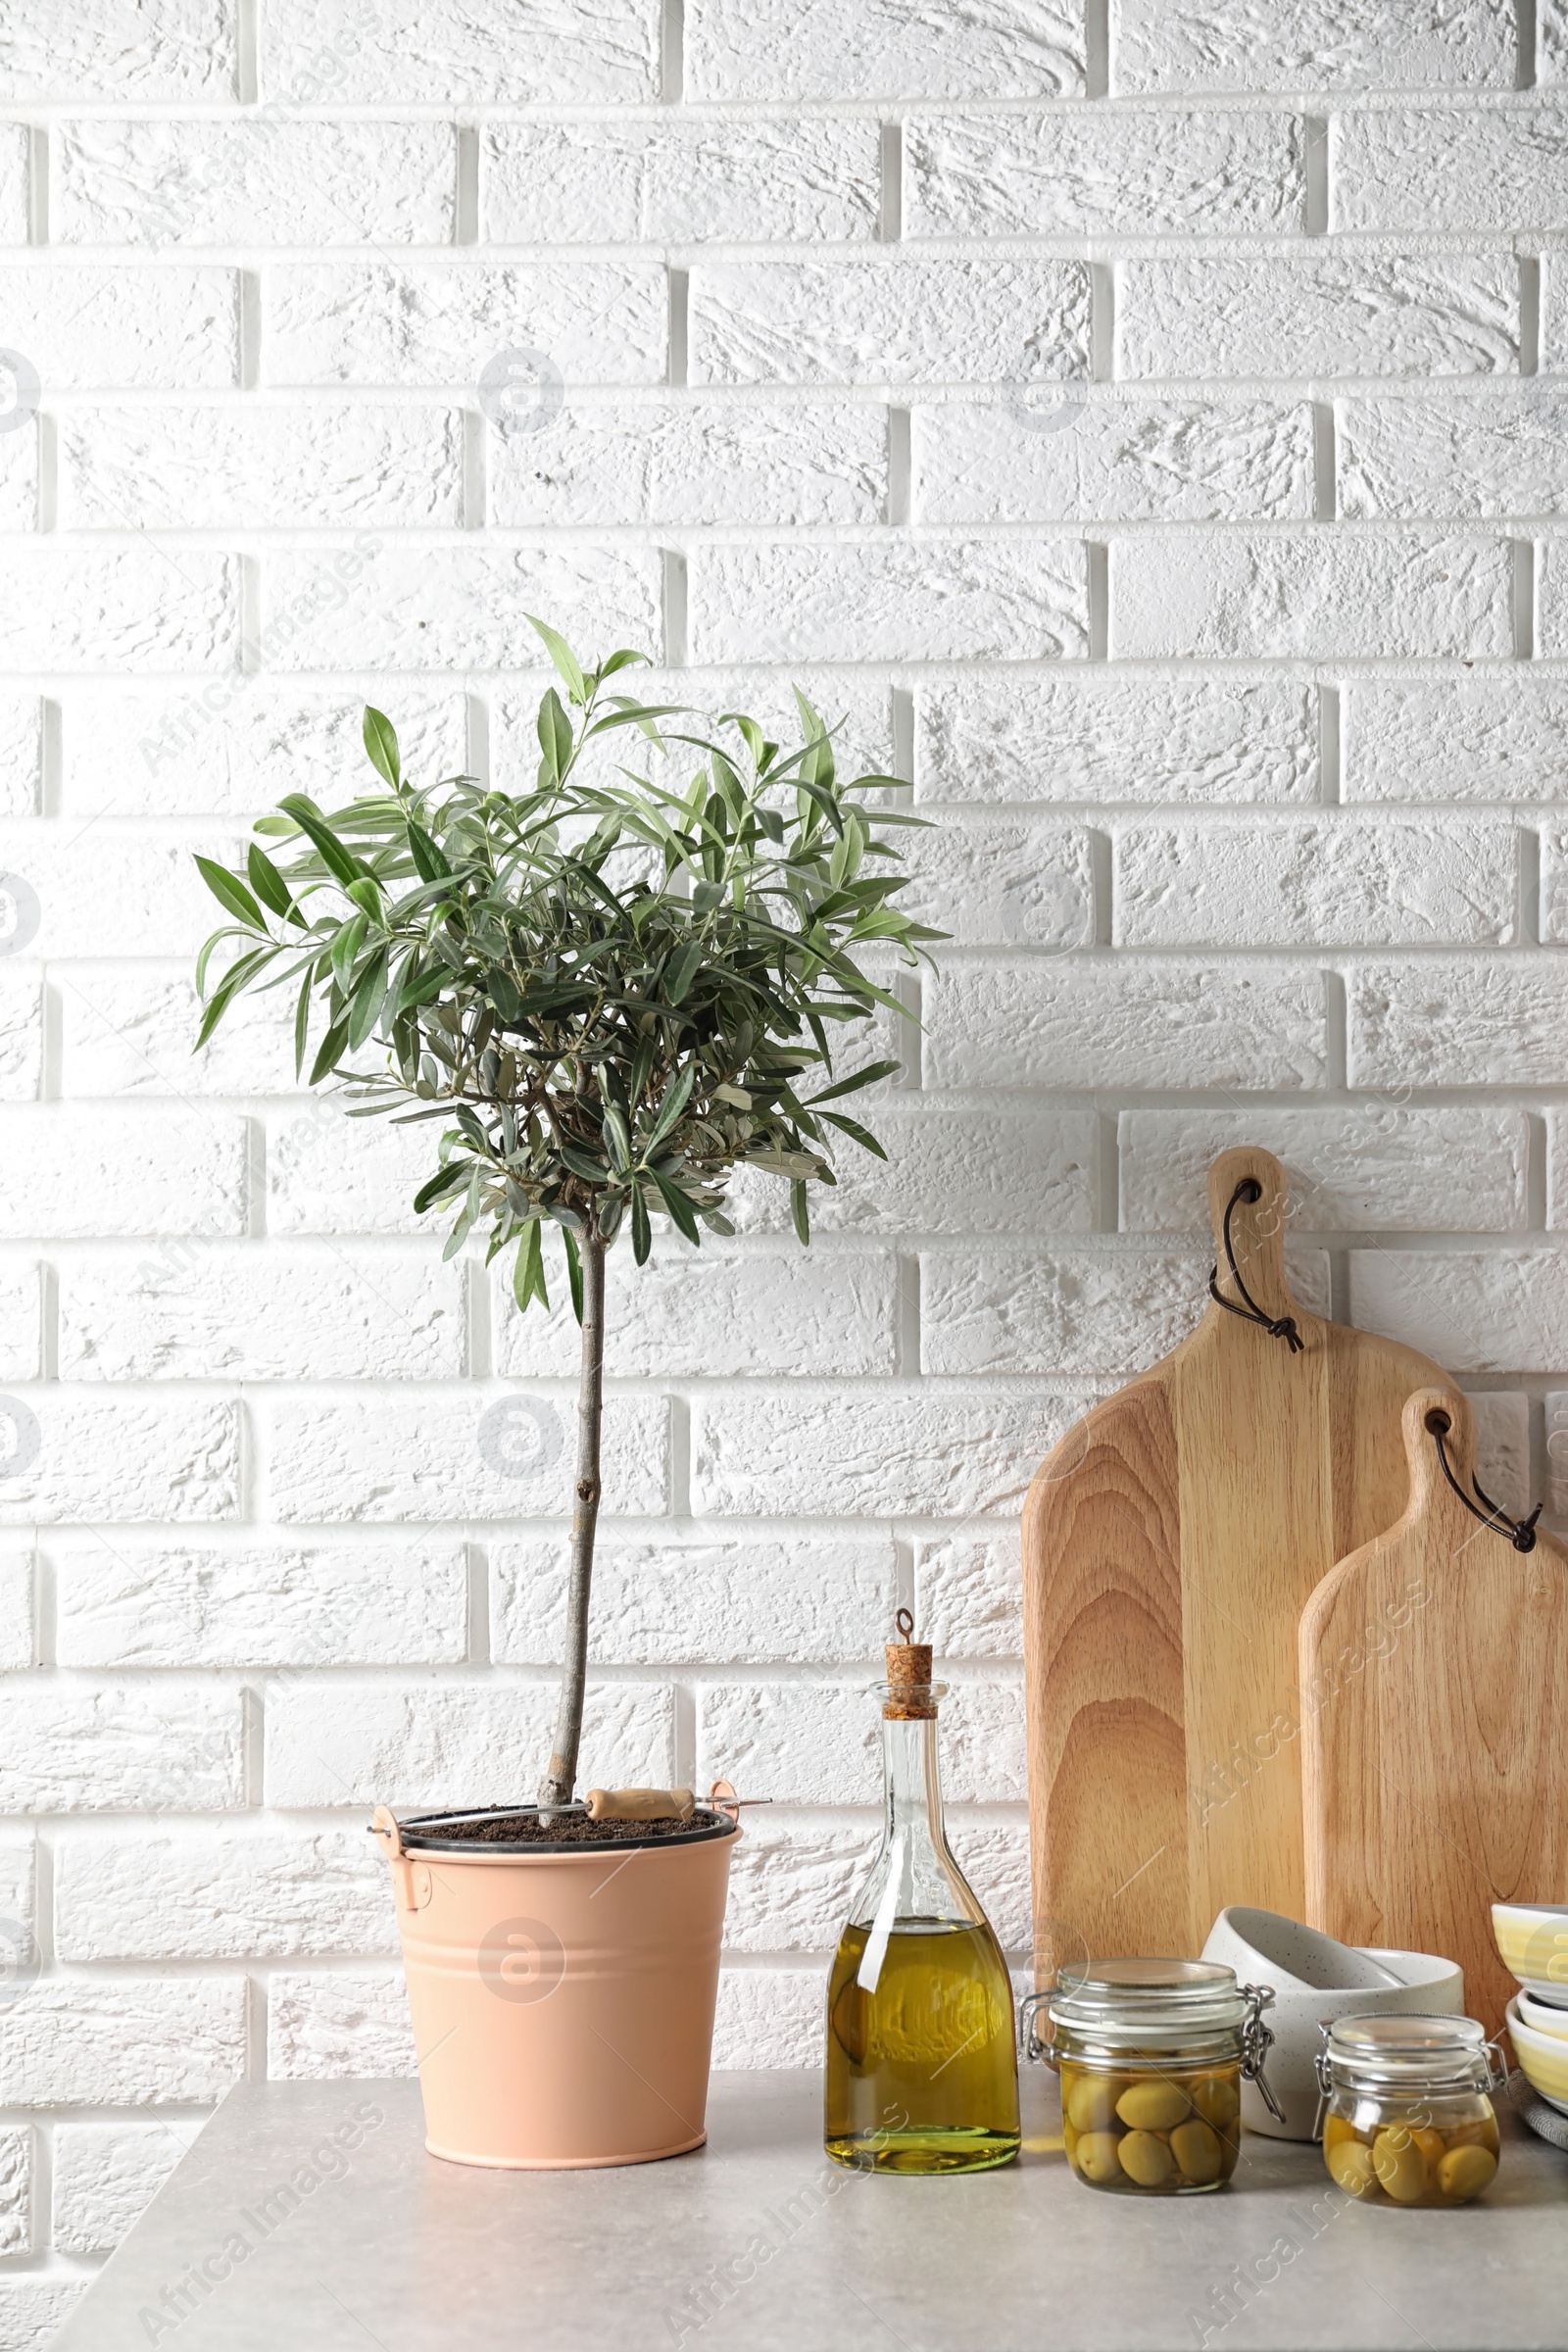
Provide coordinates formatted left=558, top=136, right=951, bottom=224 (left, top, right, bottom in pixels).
left=1507, top=1994, right=1568, bottom=2116
left=1516, top=1986, right=1568, bottom=2042
left=1492, top=1900, right=1568, bottom=2006
left=1200, top=1906, right=1464, bottom=2141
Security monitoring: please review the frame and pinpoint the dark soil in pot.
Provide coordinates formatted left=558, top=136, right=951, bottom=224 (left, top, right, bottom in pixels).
left=395, top=1804, right=740, bottom=1855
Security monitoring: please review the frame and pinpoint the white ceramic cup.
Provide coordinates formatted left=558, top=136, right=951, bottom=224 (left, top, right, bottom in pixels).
left=1200, top=1905, right=1464, bottom=2139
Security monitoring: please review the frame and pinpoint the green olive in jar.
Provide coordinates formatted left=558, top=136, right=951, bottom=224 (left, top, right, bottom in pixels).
left=1371, top=2128, right=1430, bottom=2205
left=1066, top=2074, right=1123, bottom=2134
left=1075, top=2130, right=1123, bottom=2184
left=1115, top=2080, right=1190, bottom=2132
left=1169, top=2118, right=1224, bottom=2184
left=1117, top=2130, right=1176, bottom=2188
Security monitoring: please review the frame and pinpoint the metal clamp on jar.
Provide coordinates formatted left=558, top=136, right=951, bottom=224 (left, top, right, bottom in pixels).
left=1314, top=2014, right=1508, bottom=2207
left=1020, top=1958, right=1283, bottom=2194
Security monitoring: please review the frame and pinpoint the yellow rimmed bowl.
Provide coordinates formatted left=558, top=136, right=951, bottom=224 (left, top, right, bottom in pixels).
left=1492, top=1901, right=1568, bottom=2007
left=1506, top=1996, right=1568, bottom=2117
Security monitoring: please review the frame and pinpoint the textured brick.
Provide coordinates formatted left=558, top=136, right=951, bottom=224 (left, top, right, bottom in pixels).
left=56, top=1825, right=394, bottom=1960
left=0, top=265, right=237, bottom=388
left=906, top=112, right=1304, bottom=236
left=698, top=1679, right=1025, bottom=1804
left=915, top=396, right=1313, bottom=524
left=0, top=1553, right=31, bottom=1667
left=691, top=258, right=1091, bottom=388
left=1545, top=1111, right=1568, bottom=1229
left=1528, top=538, right=1568, bottom=657
left=261, top=545, right=661, bottom=670
left=264, top=1393, right=667, bottom=1521
left=0, top=1395, right=240, bottom=1526
left=0, top=695, right=39, bottom=817
left=688, top=0, right=1084, bottom=98
left=1343, top=676, right=1568, bottom=801
left=0, top=974, right=35, bottom=1098
left=0, top=1839, right=33, bottom=1941
left=690, top=542, right=1088, bottom=663
left=265, top=262, right=666, bottom=387
left=1349, top=1250, right=1568, bottom=1376
left=898, top=816, right=1094, bottom=948
left=926, top=958, right=1328, bottom=1091
left=0, top=125, right=24, bottom=246
left=1115, top=816, right=1517, bottom=947
left=0, top=0, right=237, bottom=97
left=0, top=827, right=242, bottom=958
left=52, top=2124, right=196, bottom=2258
left=0, top=549, right=238, bottom=672
left=921, top=1250, right=1205, bottom=1376
left=710, top=1966, right=819, bottom=2067
left=265, top=0, right=659, bottom=102
left=730, top=1102, right=1097, bottom=1238
left=495, top=1243, right=897, bottom=1380
left=916, top=675, right=1318, bottom=806
left=1121, top=1108, right=1529, bottom=1234
left=266, top=1678, right=673, bottom=1806
left=483, top=120, right=877, bottom=243
left=65, top=684, right=466, bottom=819
left=267, top=1975, right=413, bottom=2079
left=1119, top=253, right=1516, bottom=379
left=1111, top=1, right=1514, bottom=91
left=267, top=1104, right=445, bottom=1235
left=1537, top=820, right=1568, bottom=941
left=724, top=1814, right=869, bottom=1952
left=61, top=404, right=464, bottom=531
left=0, top=1981, right=245, bottom=2105
left=691, top=1387, right=1089, bottom=1518
left=1109, top=532, right=1511, bottom=661
left=0, top=419, right=34, bottom=529
left=0, top=1679, right=241, bottom=1808
left=61, top=963, right=297, bottom=1098
left=0, top=2127, right=28, bottom=2257
left=490, top=395, right=886, bottom=528
left=54, top=1537, right=467, bottom=1667
left=0, top=1107, right=247, bottom=1237
left=917, top=1532, right=1022, bottom=1659
left=55, top=120, right=455, bottom=246
left=1339, top=392, right=1568, bottom=517
left=0, top=1270, right=38, bottom=1383
left=1544, top=0, right=1568, bottom=80
left=1334, top=106, right=1568, bottom=231
left=1349, top=958, right=1568, bottom=1088
left=492, top=1537, right=894, bottom=1666
left=0, top=2283, right=81, bottom=2351
left=58, top=1245, right=465, bottom=1382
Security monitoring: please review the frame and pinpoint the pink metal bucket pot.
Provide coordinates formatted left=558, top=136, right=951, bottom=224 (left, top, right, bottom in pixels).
left=373, top=1805, right=740, bottom=2169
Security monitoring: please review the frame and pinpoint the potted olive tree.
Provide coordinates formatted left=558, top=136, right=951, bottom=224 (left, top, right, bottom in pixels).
left=194, top=620, right=937, bottom=2167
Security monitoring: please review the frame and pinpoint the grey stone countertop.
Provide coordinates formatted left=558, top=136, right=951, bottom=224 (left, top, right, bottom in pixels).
left=55, top=2070, right=1568, bottom=2352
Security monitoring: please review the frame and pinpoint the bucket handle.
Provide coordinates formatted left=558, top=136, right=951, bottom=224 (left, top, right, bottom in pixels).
left=370, top=1804, right=432, bottom=1913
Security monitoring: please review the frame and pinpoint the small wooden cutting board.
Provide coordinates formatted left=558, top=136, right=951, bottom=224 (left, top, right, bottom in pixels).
left=1301, top=1386, right=1568, bottom=2037
left=1023, top=1146, right=1450, bottom=1972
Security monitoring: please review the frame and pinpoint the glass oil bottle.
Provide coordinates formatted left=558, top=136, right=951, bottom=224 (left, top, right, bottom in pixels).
left=823, top=1612, right=1020, bottom=2173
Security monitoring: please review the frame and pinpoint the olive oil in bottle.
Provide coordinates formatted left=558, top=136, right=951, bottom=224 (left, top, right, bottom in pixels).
left=823, top=1614, right=1020, bottom=2174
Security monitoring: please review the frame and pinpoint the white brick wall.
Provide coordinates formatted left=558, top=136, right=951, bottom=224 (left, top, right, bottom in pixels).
left=2, top=5, right=1567, bottom=2330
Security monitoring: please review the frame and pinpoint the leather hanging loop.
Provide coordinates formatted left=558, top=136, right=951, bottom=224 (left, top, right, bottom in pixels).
left=1426, top=1407, right=1542, bottom=1553
left=1208, top=1178, right=1304, bottom=1352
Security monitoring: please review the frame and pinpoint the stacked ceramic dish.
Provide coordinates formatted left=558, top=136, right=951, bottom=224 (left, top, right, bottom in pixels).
left=1494, top=1901, right=1568, bottom=2115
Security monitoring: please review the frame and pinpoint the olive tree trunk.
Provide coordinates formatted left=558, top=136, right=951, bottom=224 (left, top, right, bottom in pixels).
left=537, top=1225, right=606, bottom=1811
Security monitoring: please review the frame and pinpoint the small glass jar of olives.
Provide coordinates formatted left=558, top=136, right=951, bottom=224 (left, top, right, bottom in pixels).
left=1021, top=1959, right=1282, bottom=2195
left=1315, top=2015, right=1507, bottom=2208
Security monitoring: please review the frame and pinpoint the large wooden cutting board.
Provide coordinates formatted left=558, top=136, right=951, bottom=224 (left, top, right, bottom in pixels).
left=1301, top=1386, right=1568, bottom=2037
left=1023, top=1146, right=1450, bottom=1973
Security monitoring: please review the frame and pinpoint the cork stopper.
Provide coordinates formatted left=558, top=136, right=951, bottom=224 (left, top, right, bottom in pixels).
left=883, top=1607, right=936, bottom=1720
